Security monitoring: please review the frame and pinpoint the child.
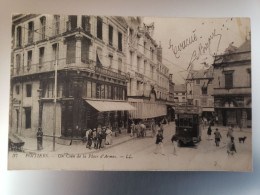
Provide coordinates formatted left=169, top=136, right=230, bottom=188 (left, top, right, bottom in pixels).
left=227, top=137, right=237, bottom=156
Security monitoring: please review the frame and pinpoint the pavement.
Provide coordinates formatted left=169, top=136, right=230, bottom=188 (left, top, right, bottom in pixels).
left=10, top=122, right=251, bottom=155
left=11, top=129, right=137, bottom=155
left=8, top=122, right=252, bottom=171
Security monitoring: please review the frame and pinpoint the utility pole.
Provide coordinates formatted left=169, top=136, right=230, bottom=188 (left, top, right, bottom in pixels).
left=53, top=59, right=57, bottom=151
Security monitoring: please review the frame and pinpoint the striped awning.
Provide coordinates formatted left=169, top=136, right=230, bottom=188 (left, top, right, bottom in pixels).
left=85, top=100, right=136, bottom=112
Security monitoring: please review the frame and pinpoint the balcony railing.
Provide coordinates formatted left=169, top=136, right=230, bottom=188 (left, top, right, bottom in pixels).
left=135, top=71, right=144, bottom=80
left=12, top=57, right=129, bottom=81
left=213, top=87, right=251, bottom=95
left=95, top=66, right=128, bottom=80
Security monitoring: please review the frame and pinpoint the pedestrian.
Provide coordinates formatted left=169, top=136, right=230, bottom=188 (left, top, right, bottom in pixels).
left=101, top=127, right=106, bottom=148
left=154, top=130, right=165, bottom=155
left=159, top=123, right=164, bottom=135
left=136, top=122, right=141, bottom=138
left=227, top=125, right=234, bottom=140
left=171, top=134, right=178, bottom=155
left=150, top=119, right=156, bottom=138
left=227, top=137, right=237, bottom=156
left=130, top=120, right=135, bottom=137
left=97, top=130, right=102, bottom=149
left=215, top=115, right=219, bottom=126
left=201, top=118, right=205, bottom=129
left=239, top=120, right=243, bottom=131
left=86, top=129, right=93, bottom=149
left=214, top=128, right=222, bottom=147
left=97, top=124, right=102, bottom=133
left=36, top=127, right=43, bottom=150
left=207, top=124, right=212, bottom=139
left=140, top=122, right=146, bottom=137
left=105, top=126, right=113, bottom=145
left=155, top=123, right=160, bottom=136
left=203, top=117, right=208, bottom=126
left=92, top=128, right=98, bottom=149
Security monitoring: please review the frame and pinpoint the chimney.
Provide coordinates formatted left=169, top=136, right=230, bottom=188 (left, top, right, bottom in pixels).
left=169, top=74, right=173, bottom=82
left=157, top=42, right=162, bottom=63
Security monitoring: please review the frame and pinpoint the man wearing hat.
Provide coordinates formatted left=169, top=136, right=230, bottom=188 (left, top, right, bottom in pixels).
left=86, top=129, right=93, bottom=149
left=100, top=127, right=106, bottom=148
left=92, top=128, right=97, bottom=149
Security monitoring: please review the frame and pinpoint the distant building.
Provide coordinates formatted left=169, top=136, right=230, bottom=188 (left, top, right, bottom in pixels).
left=186, top=67, right=214, bottom=118
left=174, top=84, right=186, bottom=105
left=168, top=74, right=175, bottom=102
left=126, top=18, right=171, bottom=122
left=212, top=39, right=251, bottom=127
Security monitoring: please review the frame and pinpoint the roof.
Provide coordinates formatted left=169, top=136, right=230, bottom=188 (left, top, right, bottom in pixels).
left=187, top=66, right=214, bottom=80
left=214, top=39, right=251, bottom=64
left=174, top=84, right=186, bottom=92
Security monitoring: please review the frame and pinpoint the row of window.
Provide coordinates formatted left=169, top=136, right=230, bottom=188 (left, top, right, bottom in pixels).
left=129, top=28, right=156, bottom=60
left=195, top=79, right=212, bottom=85
left=16, top=81, right=126, bottom=101
left=15, top=15, right=123, bottom=52
left=16, top=16, right=57, bottom=47
left=195, top=70, right=251, bottom=89
left=15, top=43, right=58, bottom=72
left=15, top=84, right=32, bottom=97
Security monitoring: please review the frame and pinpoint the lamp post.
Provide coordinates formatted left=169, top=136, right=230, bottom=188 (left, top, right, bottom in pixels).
left=37, top=89, right=43, bottom=150
left=53, top=59, right=58, bottom=151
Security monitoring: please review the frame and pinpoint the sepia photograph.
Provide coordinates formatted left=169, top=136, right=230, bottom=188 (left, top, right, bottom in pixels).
left=8, top=14, right=251, bottom=171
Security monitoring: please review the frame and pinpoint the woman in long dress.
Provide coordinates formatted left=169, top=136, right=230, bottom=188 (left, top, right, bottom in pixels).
left=105, top=127, right=113, bottom=145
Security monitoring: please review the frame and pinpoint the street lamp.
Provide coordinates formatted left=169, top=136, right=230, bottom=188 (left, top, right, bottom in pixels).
left=37, top=89, right=43, bottom=150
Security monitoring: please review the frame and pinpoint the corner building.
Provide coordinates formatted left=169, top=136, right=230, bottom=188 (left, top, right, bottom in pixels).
left=10, top=14, right=135, bottom=138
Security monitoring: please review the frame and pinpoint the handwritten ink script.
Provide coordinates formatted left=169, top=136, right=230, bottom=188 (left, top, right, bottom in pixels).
left=188, top=29, right=222, bottom=69
left=168, top=29, right=222, bottom=69
left=169, top=33, right=197, bottom=59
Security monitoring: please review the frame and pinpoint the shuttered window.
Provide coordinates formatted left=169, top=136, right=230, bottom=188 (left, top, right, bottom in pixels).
left=225, top=73, right=233, bottom=89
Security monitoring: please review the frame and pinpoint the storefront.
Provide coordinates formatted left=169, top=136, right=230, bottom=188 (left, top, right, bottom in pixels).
left=128, top=90, right=167, bottom=123
left=59, top=98, right=136, bottom=137
left=214, top=95, right=251, bottom=128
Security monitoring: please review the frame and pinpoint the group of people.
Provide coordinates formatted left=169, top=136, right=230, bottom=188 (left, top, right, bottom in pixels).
left=130, top=119, right=166, bottom=139
left=85, top=126, right=113, bottom=150
left=154, top=126, right=178, bottom=156
left=207, top=124, right=237, bottom=155
left=207, top=124, right=222, bottom=147
left=130, top=121, right=147, bottom=138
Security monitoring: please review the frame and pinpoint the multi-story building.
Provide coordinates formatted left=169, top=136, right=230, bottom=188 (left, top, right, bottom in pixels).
left=212, top=38, right=251, bottom=127
left=186, top=67, right=214, bottom=118
left=10, top=14, right=136, bottom=138
left=167, top=73, right=175, bottom=121
left=126, top=18, right=170, bottom=122
left=168, top=74, right=175, bottom=103
left=173, top=84, right=186, bottom=105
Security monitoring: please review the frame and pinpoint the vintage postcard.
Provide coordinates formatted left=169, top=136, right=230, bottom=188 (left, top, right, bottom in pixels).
left=8, top=14, right=251, bottom=171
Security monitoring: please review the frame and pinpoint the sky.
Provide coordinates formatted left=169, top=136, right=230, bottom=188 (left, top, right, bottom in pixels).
left=143, top=17, right=250, bottom=84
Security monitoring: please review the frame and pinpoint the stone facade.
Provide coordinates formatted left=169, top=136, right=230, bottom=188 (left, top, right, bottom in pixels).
left=10, top=14, right=130, bottom=138
left=186, top=67, right=214, bottom=117
left=212, top=39, right=251, bottom=127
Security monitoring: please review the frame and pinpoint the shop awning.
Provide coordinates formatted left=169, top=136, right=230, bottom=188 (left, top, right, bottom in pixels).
left=85, top=100, right=136, bottom=112
left=202, top=107, right=214, bottom=112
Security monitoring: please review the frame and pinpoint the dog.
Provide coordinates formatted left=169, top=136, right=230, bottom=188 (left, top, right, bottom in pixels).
left=238, top=136, right=247, bottom=143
